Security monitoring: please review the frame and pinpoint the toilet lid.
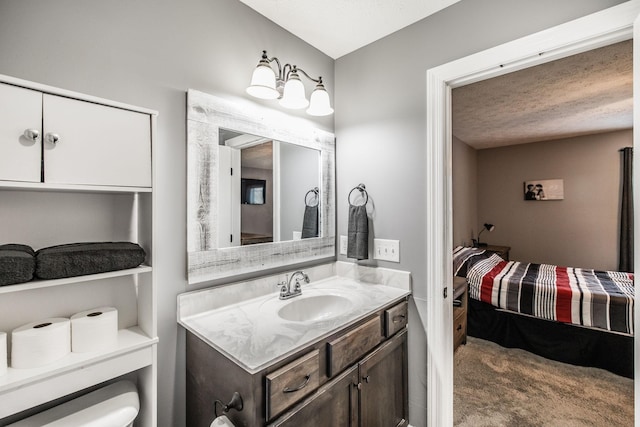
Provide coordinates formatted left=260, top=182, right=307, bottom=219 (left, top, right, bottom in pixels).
left=8, top=380, right=140, bottom=426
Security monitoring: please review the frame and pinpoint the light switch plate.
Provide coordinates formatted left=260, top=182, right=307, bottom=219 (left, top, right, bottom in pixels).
left=373, top=238, right=400, bottom=262
left=339, top=235, right=348, bottom=255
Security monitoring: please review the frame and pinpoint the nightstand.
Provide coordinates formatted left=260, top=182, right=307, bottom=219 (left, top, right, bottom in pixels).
left=482, top=244, right=511, bottom=261
left=453, top=276, right=468, bottom=351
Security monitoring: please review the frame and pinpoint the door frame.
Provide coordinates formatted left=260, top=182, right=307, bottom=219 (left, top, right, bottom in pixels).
left=424, top=3, right=640, bottom=425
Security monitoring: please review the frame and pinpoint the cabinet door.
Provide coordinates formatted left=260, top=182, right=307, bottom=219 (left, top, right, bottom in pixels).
left=0, top=83, right=42, bottom=183
left=359, top=330, right=408, bottom=427
left=269, top=365, right=359, bottom=427
left=43, top=94, right=151, bottom=187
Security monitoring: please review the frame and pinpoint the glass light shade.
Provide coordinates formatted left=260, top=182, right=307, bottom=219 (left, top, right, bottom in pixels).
left=306, top=86, right=334, bottom=116
left=279, top=75, right=309, bottom=109
left=246, top=64, right=279, bottom=99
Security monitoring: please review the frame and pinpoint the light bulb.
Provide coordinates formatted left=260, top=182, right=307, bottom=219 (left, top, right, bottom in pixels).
left=306, top=83, right=333, bottom=116
left=279, top=71, right=308, bottom=109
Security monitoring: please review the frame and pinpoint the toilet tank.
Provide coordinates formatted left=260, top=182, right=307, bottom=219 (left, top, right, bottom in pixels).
left=7, top=380, right=140, bottom=427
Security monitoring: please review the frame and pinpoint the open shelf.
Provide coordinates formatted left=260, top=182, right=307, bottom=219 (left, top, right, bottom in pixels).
left=0, top=181, right=152, bottom=193
left=0, top=327, right=158, bottom=418
left=0, top=266, right=153, bottom=295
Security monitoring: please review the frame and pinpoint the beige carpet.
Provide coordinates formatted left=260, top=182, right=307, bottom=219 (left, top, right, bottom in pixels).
left=454, top=337, right=634, bottom=426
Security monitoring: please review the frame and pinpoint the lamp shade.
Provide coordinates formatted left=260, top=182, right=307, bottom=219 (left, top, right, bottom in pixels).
left=279, top=71, right=309, bottom=109
left=246, top=63, right=279, bottom=100
left=484, top=223, right=495, bottom=232
left=306, top=83, right=334, bottom=116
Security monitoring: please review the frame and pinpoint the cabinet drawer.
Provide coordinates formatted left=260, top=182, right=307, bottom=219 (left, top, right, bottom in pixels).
left=266, top=349, right=320, bottom=421
left=385, top=301, right=408, bottom=337
left=327, top=316, right=382, bottom=377
left=453, top=311, right=467, bottom=350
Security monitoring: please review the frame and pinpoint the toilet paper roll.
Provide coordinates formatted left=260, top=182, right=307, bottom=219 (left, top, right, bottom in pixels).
left=71, top=306, right=118, bottom=353
left=11, top=318, right=71, bottom=369
left=210, top=415, right=236, bottom=427
left=0, top=332, right=7, bottom=376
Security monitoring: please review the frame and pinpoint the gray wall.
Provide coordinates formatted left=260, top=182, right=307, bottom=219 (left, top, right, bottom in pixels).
left=0, top=1, right=332, bottom=426
left=452, top=136, right=478, bottom=247
left=334, top=0, right=626, bottom=424
left=477, top=129, right=632, bottom=270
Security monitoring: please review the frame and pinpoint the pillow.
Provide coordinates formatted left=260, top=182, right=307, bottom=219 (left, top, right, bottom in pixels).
left=35, top=242, right=146, bottom=280
left=0, top=244, right=36, bottom=286
left=453, top=246, right=495, bottom=277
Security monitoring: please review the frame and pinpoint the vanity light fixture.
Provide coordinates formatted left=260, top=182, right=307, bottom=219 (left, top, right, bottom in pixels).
left=246, top=50, right=334, bottom=116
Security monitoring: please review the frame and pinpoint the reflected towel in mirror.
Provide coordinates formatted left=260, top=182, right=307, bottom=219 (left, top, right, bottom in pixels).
left=301, top=205, right=319, bottom=238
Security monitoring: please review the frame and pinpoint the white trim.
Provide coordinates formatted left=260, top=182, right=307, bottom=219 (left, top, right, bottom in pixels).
left=425, top=3, right=639, bottom=426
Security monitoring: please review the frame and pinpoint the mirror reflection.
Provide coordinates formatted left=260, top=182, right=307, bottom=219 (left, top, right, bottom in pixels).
left=217, top=129, right=321, bottom=248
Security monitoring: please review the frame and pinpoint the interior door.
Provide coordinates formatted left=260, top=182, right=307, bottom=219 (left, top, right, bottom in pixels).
left=43, top=94, right=151, bottom=187
left=0, top=83, right=42, bottom=183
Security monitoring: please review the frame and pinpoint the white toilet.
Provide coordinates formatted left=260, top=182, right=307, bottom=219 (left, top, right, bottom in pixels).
left=8, top=380, right=140, bottom=427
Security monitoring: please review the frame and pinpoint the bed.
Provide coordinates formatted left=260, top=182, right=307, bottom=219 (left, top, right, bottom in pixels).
left=453, top=246, right=635, bottom=378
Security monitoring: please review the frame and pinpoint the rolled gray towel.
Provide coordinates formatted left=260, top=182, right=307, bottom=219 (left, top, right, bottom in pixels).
left=0, top=244, right=36, bottom=286
left=347, top=205, right=368, bottom=260
left=301, top=205, right=319, bottom=238
left=36, top=242, right=146, bottom=280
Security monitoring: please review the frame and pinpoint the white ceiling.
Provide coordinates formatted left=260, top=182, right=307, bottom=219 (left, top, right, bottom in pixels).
left=452, top=40, right=633, bottom=149
left=237, top=0, right=460, bottom=59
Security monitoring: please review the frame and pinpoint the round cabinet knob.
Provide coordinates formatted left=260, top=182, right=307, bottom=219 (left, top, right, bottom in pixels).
left=23, top=129, right=40, bottom=142
left=45, top=133, right=60, bottom=145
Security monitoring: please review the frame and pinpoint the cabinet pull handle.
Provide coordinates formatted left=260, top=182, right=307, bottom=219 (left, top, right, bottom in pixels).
left=23, top=129, right=40, bottom=142
left=457, top=324, right=462, bottom=331
left=45, top=133, right=60, bottom=145
left=392, top=314, right=406, bottom=323
left=363, top=375, right=370, bottom=383
left=283, top=374, right=311, bottom=393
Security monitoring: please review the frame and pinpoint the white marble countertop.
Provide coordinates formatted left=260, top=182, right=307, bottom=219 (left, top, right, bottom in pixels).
left=178, top=262, right=411, bottom=374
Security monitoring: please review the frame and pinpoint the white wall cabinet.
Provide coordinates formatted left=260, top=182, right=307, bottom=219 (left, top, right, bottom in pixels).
left=0, top=80, right=151, bottom=188
left=0, top=83, right=42, bottom=183
left=0, top=74, right=157, bottom=426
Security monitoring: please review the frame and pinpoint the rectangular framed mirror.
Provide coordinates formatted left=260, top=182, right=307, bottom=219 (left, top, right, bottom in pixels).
left=187, top=89, right=335, bottom=284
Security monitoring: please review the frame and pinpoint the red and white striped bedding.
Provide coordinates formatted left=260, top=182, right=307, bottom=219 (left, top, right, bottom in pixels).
left=454, top=246, right=635, bottom=335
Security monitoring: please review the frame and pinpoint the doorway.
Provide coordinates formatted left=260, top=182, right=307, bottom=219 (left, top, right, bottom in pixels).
left=424, top=3, right=639, bottom=425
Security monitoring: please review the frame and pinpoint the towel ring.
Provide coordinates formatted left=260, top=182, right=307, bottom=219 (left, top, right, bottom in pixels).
left=348, top=183, right=368, bottom=206
left=305, top=187, right=320, bottom=207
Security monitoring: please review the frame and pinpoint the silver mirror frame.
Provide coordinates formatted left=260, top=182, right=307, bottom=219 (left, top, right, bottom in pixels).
left=187, top=89, right=335, bottom=284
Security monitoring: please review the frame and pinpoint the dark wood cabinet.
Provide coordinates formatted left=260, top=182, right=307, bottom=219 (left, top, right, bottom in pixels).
left=187, top=298, right=409, bottom=427
left=268, top=365, right=359, bottom=427
left=360, top=330, right=408, bottom=427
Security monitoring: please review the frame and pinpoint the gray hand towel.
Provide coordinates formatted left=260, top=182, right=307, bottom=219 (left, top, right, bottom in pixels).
left=347, top=205, right=368, bottom=260
left=301, top=205, right=319, bottom=238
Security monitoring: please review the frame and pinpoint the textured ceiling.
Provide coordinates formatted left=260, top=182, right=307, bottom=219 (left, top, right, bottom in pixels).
left=452, top=40, right=633, bottom=150
left=237, top=0, right=460, bottom=59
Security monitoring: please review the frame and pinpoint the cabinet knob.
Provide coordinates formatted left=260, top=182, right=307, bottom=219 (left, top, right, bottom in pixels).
left=45, top=133, right=60, bottom=145
left=363, top=375, right=370, bottom=383
left=23, top=129, right=40, bottom=142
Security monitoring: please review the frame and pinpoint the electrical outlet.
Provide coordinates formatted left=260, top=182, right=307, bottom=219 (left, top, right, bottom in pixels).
left=373, top=238, right=400, bottom=262
left=340, top=235, right=348, bottom=255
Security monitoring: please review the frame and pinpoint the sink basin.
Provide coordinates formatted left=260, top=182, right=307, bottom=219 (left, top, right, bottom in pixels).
left=278, top=294, right=353, bottom=322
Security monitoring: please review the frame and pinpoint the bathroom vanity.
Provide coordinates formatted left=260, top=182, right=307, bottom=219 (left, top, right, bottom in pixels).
left=178, top=263, right=411, bottom=426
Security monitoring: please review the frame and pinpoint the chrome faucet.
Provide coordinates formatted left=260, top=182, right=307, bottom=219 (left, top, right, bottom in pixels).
left=277, top=271, right=309, bottom=300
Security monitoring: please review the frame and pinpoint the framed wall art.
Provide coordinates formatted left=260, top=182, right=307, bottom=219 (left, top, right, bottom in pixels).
left=524, top=179, right=564, bottom=201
